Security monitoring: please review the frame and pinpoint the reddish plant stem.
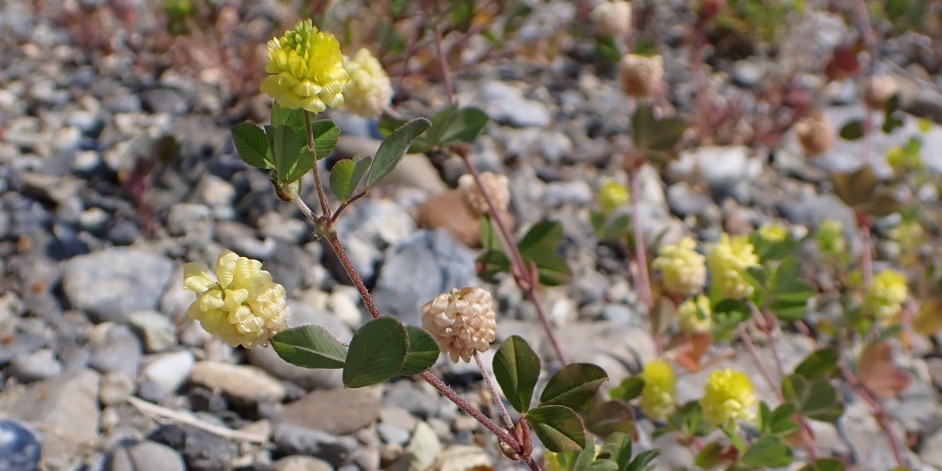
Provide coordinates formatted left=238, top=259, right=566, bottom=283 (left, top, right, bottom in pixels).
left=303, top=111, right=331, bottom=217
left=433, top=25, right=455, bottom=105
left=330, top=190, right=368, bottom=225
left=839, top=363, right=905, bottom=467
left=858, top=213, right=873, bottom=287
left=458, top=151, right=568, bottom=365
left=476, top=351, right=515, bottom=430
left=627, top=159, right=662, bottom=356
left=737, top=324, right=820, bottom=460
left=420, top=371, right=521, bottom=453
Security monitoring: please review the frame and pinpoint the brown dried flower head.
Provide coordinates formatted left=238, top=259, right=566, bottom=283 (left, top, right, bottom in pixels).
left=794, top=111, right=833, bottom=156
left=862, top=75, right=899, bottom=110
left=618, top=54, right=663, bottom=99
left=421, top=287, right=497, bottom=363
left=458, top=172, right=510, bottom=217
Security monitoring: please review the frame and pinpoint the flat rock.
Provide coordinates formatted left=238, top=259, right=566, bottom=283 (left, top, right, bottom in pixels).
left=273, top=423, right=356, bottom=467
left=280, top=386, right=381, bottom=435
left=62, top=248, right=174, bottom=323
left=372, top=230, right=478, bottom=326
left=9, top=369, right=100, bottom=466
left=9, top=348, right=62, bottom=382
left=274, top=456, right=335, bottom=471
left=138, top=350, right=194, bottom=402
left=128, top=310, right=178, bottom=353
left=190, top=361, right=286, bottom=404
left=88, top=323, right=142, bottom=377
left=107, top=440, right=186, bottom=471
left=148, top=424, right=237, bottom=471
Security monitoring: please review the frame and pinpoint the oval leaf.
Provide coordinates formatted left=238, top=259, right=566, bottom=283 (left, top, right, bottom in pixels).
left=781, top=374, right=844, bottom=423
left=271, top=325, right=347, bottom=369
left=741, top=436, right=793, bottom=468
left=839, top=119, right=864, bottom=140
left=310, top=120, right=340, bottom=159
left=400, top=326, right=440, bottom=376
left=540, top=363, right=609, bottom=412
left=525, top=405, right=586, bottom=452
left=329, top=160, right=355, bottom=202
left=343, top=317, right=408, bottom=388
left=231, top=123, right=271, bottom=169
left=366, top=118, right=431, bottom=188
left=794, top=348, right=838, bottom=380
left=493, top=335, right=540, bottom=413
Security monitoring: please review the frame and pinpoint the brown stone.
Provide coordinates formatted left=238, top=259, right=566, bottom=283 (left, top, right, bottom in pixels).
left=279, top=386, right=381, bottom=435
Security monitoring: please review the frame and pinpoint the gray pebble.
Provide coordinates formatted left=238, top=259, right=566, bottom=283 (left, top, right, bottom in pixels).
left=9, top=348, right=62, bottom=382
left=128, top=310, right=178, bottom=353
left=273, top=423, right=356, bottom=467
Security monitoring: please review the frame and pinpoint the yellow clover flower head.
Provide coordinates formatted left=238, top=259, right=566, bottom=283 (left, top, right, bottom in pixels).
left=700, top=369, right=756, bottom=429
left=863, top=270, right=908, bottom=321
left=342, top=48, right=393, bottom=118
left=653, top=237, right=706, bottom=296
left=677, top=294, right=712, bottom=334
left=421, top=287, right=497, bottom=363
left=183, top=250, right=289, bottom=348
left=706, top=234, right=759, bottom=300
left=639, top=359, right=676, bottom=420
left=261, top=19, right=348, bottom=114
left=757, top=223, right=787, bottom=242
left=815, top=219, right=847, bottom=259
left=890, top=220, right=925, bottom=265
left=458, top=172, right=510, bottom=217
left=597, top=179, right=630, bottom=216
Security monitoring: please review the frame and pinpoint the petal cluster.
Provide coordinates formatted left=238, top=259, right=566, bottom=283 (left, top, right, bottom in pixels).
left=458, top=172, right=510, bottom=217
left=342, top=48, right=393, bottom=118
left=261, top=20, right=348, bottom=114
left=591, top=0, right=633, bottom=38
left=639, top=359, right=676, bottom=420
left=677, top=294, right=712, bottom=334
left=421, top=287, right=497, bottom=363
left=597, top=179, right=630, bottom=216
left=815, top=219, right=847, bottom=260
left=653, top=237, right=706, bottom=296
left=618, top=54, right=663, bottom=99
left=864, top=270, right=908, bottom=321
left=183, top=250, right=289, bottom=348
left=706, top=234, right=759, bottom=300
left=700, top=369, right=756, bottom=429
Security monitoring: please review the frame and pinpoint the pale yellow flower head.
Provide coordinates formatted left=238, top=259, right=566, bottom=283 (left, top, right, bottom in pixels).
left=639, top=359, right=676, bottom=420
left=653, top=237, right=706, bottom=296
left=757, top=223, right=787, bottom=242
left=677, top=294, right=712, bottom=334
left=890, top=220, right=925, bottom=265
left=706, top=234, right=759, bottom=300
left=183, top=250, right=289, bottom=348
left=618, top=54, right=663, bottom=99
left=421, top=287, right=497, bottom=363
left=597, top=179, right=630, bottom=216
left=815, top=219, right=847, bottom=259
left=261, top=20, right=348, bottom=113
left=863, top=270, right=908, bottom=321
left=700, top=369, right=756, bottom=429
left=458, top=172, right=510, bottom=217
left=591, top=0, right=633, bottom=38
left=342, top=48, right=393, bottom=118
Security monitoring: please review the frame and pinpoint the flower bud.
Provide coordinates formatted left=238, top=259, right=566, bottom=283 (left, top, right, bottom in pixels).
left=677, top=294, right=712, bottom=334
left=342, top=48, right=393, bottom=118
left=653, top=237, right=706, bottom=296
left=261, top=19, right=348, bottom=114
left=863, top=270, right=908, bottom=321
left=597, top=179, right=630, bottom=216
left=706, top=234, right=759, bottom=300
left=184, top=250, right=290, bottom=348
left=458, top=172, right=510, bottom=217
left=757, top=223, right=787, bottom=242
left=700, top=369, right=756, bottom=429
left=639, top=359, right=676, bottom=420
left=794, top=111, right=833, bottom=156
left=618, top=54, right=663, bottom=99
left=862, top=75, right=899, bottom=110
left=591, top=0, right=633, bottom=38
left=421, top=287, right=497, bottom=363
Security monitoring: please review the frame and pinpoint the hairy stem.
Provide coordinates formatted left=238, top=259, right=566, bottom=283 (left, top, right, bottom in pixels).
left=303, top=111, right=332, bottom=218
left=420, top=371, right=521, bottom=453
left=458, top=151, right=568, bottom=365
left=476, top=351, right=515, bottom=430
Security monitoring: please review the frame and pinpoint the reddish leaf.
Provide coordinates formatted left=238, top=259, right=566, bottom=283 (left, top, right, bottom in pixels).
left=858, top=342, right=910, bottom=398
left=669, top=333, right=712, bottom=372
